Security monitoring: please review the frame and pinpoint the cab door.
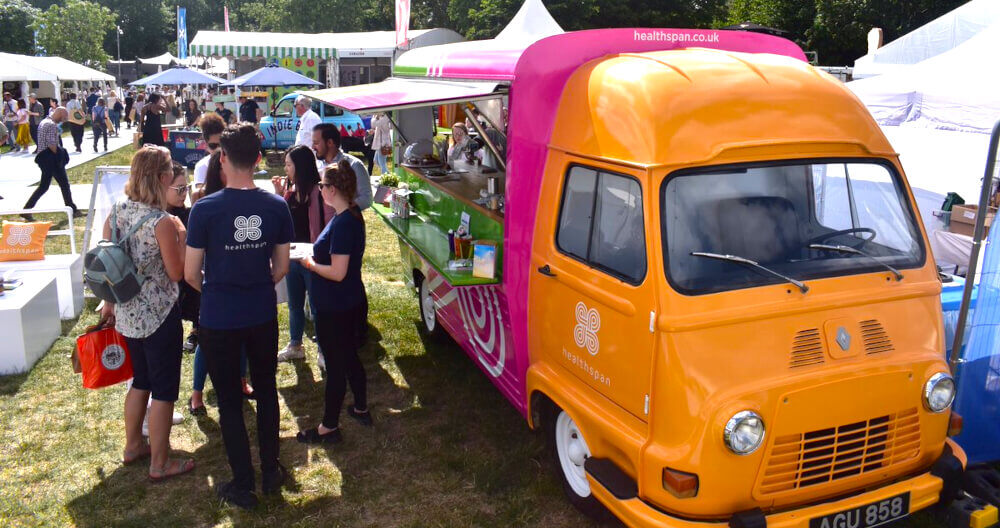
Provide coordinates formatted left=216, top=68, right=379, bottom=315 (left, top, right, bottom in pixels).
left=530, top=156, right=655, bottom=421
left=272, top=96, right=297, bottom=148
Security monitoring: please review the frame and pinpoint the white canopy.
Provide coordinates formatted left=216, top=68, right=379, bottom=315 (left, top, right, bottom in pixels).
left=0, top=53, right=57, bottom=82
left=853, top=0, right=1000, bottom=79
left=0, top=53, right=114, bottom=83
left=138, top=52, right=180, bottom=66
left=494, top=0, right=564, bottom=42
left=848, top=22, right=1000, bottom=135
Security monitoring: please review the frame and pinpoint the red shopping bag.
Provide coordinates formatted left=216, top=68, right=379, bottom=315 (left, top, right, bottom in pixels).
left=75, top=324, right=133, bottom=389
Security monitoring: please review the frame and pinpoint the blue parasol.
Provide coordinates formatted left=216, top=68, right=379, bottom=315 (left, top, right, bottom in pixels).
left=222, top=63, right=322, bottom=88
left=130, top=66, right=225, bottom=86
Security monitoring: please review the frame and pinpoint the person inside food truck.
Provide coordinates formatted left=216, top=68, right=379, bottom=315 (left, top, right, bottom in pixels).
left=448, top=122, right=482, bottom=165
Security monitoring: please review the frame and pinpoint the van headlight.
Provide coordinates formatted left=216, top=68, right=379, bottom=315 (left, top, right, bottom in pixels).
left=724, top=411, right=766, bottom=455
left=924, top=373, right=956, bottom=413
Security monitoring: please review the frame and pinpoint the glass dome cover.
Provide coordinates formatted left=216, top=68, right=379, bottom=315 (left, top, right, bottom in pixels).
left=402, top=139, right=444, bottom=168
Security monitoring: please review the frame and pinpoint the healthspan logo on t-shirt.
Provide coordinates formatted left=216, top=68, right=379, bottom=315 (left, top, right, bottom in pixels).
left=225, top=215, right=267, bottom=251
left=234, top=215, right=262, bottom=242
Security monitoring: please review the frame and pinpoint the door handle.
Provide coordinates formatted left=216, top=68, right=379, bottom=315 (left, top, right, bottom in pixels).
left=537, top=264, right=556, bottom=277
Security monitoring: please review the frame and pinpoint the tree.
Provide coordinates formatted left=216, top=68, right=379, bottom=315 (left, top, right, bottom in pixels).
left=34, top=0, right=115, bottom=66
left=727, top=0, right=967, bottom=65
left=94, top=0, right=171, bottom=61
left=0, top=0, right=40, bottom=55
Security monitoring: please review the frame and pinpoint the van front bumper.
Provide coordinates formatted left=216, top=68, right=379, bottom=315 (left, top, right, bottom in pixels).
left=589, top=442, right=966, bottom=528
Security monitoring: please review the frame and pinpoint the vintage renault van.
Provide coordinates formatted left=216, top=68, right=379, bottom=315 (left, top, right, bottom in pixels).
left=304, top=28, right=974, bottom=527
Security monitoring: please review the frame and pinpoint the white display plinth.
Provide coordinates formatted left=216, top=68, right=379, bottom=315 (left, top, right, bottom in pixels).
left=0, top=275, right=60, bottom=375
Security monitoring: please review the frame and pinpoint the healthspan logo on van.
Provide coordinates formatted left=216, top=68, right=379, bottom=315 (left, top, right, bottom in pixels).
left=234, top=215, right=263, bottom=242
left=574, top=302, right=601, bottom=355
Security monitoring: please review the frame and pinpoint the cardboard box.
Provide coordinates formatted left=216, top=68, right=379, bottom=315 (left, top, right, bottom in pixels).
left=950, top=204, right=997, bottom=237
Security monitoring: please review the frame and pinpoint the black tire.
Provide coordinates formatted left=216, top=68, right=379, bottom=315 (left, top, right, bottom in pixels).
left=544, top=403, right=612, bottom=521
left=417, top=273, right=447, bottom=341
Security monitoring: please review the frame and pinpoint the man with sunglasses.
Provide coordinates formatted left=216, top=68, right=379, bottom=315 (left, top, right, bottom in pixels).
left=191, top=113, right=226, bottom=202
left=293, top=95, right=320, bottom=148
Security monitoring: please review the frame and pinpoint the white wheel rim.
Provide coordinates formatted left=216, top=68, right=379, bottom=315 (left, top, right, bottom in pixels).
left=420, top=280, right=436, bottom=331
left=555, top=411, right=592, bottom=497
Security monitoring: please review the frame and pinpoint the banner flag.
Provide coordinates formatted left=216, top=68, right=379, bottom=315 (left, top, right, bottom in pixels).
left=177, top=6, right=188, bottom=59
left=395, top=0, right=410, bottom=47
left=224, top=5, right=231, bottom=32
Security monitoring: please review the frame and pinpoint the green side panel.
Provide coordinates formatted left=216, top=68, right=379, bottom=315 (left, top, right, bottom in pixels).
left=393, top=65, right=429, bottom=77
left=395, top=168, right=504, bottom=247
left=373, top=203, right=500, bottom=286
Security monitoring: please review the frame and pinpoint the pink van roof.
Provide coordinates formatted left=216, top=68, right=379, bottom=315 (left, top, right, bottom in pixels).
left=394, top=28, right=806, bottom=81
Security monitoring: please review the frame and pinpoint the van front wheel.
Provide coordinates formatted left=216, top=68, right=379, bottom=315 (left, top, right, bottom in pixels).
left=548, top=408, right=609, bottom=519
left=418, top=275, right=446, bottom=340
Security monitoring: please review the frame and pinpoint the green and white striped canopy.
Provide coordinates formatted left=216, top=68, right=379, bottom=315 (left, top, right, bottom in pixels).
left=188, top=31, right=337, bottom=59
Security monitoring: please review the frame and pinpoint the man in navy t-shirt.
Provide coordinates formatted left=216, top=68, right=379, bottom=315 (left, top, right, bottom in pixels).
left=185, top=123, right=292, bottom=509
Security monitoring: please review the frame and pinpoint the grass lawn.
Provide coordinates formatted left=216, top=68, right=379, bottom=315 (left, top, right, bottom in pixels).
left=1, top=151, right=944, bottom=528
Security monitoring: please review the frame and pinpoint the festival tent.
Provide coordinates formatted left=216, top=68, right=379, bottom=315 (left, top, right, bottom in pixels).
left=0, top=52, right=115, bottom=103
left=853, top=0, right=1000, bottom=79
left=848, top=22, right=1000, bottom=135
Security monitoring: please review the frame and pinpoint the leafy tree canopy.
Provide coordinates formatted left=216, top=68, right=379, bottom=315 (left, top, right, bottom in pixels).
left=0, top=0, right=40, bottom=55
left=34, top=0, right=116, bottom=66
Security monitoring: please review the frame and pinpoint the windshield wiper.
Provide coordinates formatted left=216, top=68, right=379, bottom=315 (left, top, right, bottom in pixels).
left=808, top=244, right=904, bottom=281
left=691, top=252, right=809, bottom=293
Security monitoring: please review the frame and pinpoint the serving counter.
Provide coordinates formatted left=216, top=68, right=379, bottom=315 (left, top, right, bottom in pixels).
left=373, top=161, right=505, bottom=287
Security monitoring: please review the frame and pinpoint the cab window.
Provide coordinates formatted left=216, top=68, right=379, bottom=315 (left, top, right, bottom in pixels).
left=556, top=165, right=646, bottom=284
left=662, top=159, right=924, bottom=295
left=323, top=103, right=343, bottom=117
left=273, top=98, right=294, bottom=118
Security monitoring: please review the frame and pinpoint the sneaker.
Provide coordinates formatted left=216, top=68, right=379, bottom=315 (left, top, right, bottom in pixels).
left=261, top=463, right=288, bottom=495
left=276, top=343, right=305, bottom=362
left=217, top=480, right=259, bottom=510
left=72, top=209, right=85, bottom=219
left=183, top=333, right=198, bottom=352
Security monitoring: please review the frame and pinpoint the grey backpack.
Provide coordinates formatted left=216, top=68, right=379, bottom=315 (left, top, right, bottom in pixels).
left=84, top=206, right=163, bottom=303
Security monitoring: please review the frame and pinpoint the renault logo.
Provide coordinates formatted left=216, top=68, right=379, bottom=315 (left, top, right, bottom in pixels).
left=836, top=327, right=851, bottom=351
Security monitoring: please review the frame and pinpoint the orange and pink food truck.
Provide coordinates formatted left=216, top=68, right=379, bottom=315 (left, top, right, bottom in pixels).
left=304, top=28, right=996, bottom=527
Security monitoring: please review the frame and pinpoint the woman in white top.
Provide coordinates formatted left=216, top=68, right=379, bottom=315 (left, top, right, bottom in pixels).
left=448, top=122, right=482, bottom=164
left=370, top=112, right=392, bottom=175
left=99, top=145, right=194, bottom=482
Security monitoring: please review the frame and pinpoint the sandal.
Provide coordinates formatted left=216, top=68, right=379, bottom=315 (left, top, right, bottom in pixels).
left=296, top=427, right=342, bottom=444
left=123, top=442, right=151, bottom=465
left=188, top=397, right=207, bottom=416
left=347, top=406, right=373, bottom=427
left=148, top=458, right=195, bottom=483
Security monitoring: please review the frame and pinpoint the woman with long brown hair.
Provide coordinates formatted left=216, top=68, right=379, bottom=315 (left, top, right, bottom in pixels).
left=99, top=145, right=194, bottom=481
left=295, top=160, right=371, bottom=443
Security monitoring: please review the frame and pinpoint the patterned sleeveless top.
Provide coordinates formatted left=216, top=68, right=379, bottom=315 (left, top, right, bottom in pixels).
left=112, top=199, right=177, bottom=339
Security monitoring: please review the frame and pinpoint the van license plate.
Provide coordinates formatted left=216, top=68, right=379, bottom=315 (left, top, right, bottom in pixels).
left=808, top=492, right=910, bottom=528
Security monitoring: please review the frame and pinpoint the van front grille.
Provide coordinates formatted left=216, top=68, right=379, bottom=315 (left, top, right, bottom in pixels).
left=790, top=329, right=825, bottom=368
left=758, top=408, right=920, bottom=495
left=861, top=320, right=894, bottom=354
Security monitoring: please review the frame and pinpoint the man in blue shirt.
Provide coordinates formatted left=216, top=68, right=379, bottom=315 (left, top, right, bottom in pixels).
left=184, top=123, right=293, bottom=509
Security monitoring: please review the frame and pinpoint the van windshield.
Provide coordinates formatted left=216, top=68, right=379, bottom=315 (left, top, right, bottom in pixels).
left=661, top=160, right=925, bottom=295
